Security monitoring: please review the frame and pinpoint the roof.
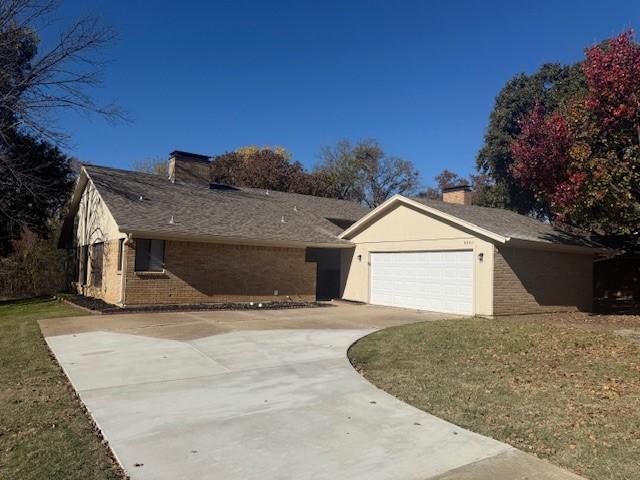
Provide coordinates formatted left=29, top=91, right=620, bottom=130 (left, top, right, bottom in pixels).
left=61, top=164, right=602, bottom=252
left=340, top=195, right=602, bottom=251
left=63, top=164, right=369, bottom=247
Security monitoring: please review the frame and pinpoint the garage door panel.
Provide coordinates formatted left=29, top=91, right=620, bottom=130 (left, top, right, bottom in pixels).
left=370, top=251, right=473, bottom=315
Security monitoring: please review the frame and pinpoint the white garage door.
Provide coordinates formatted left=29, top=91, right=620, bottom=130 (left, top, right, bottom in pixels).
left=370, top=250, right=473, bottom=315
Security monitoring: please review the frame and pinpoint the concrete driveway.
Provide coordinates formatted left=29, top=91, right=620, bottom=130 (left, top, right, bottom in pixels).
left=40, top=304, right=582, bottom=480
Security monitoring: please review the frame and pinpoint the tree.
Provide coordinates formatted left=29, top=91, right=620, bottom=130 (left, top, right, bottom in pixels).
left=235, top=145, right=292, bottom=161
left=418, top=170, right=491, bottom=202
left=316, top=139, right=420, bottom=207
left=0, top=0, right=122, bottom=142
left=419, top=169, right=466, bottom=199
left=510, top=31, right=640, bottom=236
left=0, top=0, right=119, bottom=254
left=510, top=105, right=574, bottom=204
left=133, top=156, right=167, bottom=176
left=476, top=63, right=586, bottom=216
left=0, top=130, right=73, bottom=255
left=583, top=31, right=640, bottom=136
left=316, top=140, right=367, bottom=202
left=210, top=147, right=314, bottom=193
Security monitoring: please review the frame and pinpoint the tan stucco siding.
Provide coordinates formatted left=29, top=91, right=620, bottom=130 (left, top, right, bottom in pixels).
left=123, top=239, right=316, bottom=305
left=74, top=181, right=124, bottom=246
left=73, top=180, right=125, bottom=304
left=341, top=203, right=494, bottom=316
left=81, top=239, right=124, bottom=304
left=493, top=246, right=593, bottom=315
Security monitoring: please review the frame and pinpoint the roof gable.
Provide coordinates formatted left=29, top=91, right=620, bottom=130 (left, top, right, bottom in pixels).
left=345, top=201, right=486, bottom=244
left=340, top=195, right=602, bottom=252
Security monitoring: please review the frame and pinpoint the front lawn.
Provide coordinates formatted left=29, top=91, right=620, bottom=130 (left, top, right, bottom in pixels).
left=348, top=314, right=640, bottom=480
left=0, top=298, right=125, bottom=480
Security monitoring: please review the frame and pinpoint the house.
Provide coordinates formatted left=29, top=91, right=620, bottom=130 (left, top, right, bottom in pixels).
left=59, top=151, right=603, bottom=315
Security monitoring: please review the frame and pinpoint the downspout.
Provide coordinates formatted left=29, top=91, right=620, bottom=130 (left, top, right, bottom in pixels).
left=119, top=233, right=133, bottom=306
left=81, top=187, right=90, bottom=296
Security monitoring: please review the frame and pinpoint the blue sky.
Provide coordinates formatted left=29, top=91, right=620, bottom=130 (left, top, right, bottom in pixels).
left=53, top=0, right=638, bottom=188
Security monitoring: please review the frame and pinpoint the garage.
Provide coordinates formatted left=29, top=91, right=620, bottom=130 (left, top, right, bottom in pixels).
left=370, top=251, right=474, bottom=315
left=339, top=194, right=600, bottom=316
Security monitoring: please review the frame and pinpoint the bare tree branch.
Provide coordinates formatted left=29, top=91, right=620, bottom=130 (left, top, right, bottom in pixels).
left=0, top=0, right=126, bottom=144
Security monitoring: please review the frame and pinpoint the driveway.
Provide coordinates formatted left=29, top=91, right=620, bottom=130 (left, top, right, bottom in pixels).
left=40, top=303, right=582, bottom=480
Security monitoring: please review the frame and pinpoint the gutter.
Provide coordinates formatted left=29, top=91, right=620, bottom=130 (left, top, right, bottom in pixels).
left=122, top=229, right=356, bottom=249
left=504, top=237, right=609, bottom=255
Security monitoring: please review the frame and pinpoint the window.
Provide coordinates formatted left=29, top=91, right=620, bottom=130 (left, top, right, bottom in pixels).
left=90, top=242, right=104, bottom=288
left=135, top=239, right=165, bottom=272
left=78, top=245, right=89, bottom=285
left=117, top=238, right=125, bottom=272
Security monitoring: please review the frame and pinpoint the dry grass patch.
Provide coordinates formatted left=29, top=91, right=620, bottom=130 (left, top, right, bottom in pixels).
left=0, top=298, right=125, bottom=480
left=348, top=313, right=640, bottom=480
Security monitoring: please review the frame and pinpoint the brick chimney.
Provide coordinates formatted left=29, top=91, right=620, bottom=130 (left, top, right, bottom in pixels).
left=167, top=151, right=211, bottom=186
left=442, top=184, right=473, bottom=205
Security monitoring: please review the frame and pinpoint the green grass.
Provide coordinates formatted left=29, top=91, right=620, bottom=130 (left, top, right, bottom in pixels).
left=0, top=298, right=124, bottom=480
left=349, top=315, right=640, bottom=480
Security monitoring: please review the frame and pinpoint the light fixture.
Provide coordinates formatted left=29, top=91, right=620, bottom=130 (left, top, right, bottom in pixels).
left=357, top=254, right=362, bottom=261
left=478, top=252, right=484, bottom=262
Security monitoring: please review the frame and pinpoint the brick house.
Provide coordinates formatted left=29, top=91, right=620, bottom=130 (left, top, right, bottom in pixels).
left=59, top=151, right=603, bottom=315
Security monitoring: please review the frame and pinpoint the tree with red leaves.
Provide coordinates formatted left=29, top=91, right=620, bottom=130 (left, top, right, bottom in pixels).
left=511, top=105, right=574, bottom=202
left=510, top=31, right=640, bottom=236
left=583, top=31, right=640, bottom=136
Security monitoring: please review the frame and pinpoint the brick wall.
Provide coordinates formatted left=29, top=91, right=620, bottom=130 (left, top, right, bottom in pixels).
left=123, top=239, right=317, bottom=305
left=442, top=189, right=474, bottom=205
left=493, top=246, right=593, bottom=315
left=168, top=157, right=210, bottom=186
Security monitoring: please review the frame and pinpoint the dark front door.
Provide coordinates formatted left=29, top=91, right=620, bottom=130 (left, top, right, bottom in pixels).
left=306, top=248, right=343, bottom=301
left=316, top=269, right=340, bottom=301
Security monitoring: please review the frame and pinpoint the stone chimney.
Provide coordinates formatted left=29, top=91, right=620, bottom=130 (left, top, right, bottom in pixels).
left=442, top=184, right=473, bottom=205
left=167, top=151, right=211, bottom=186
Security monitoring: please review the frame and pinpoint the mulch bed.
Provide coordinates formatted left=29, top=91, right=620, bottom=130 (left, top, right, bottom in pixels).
left=56, top=293, right=327, bottom=315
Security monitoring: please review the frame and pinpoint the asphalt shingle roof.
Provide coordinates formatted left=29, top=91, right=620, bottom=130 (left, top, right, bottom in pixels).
left=76, top=164, right=598, bottom=249
left=410, top=197, right=598, bottom=247
left=84, top=164, right=369, bottom=245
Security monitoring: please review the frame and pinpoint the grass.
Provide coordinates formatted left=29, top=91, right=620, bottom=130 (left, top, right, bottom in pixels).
left=348, top=314, right=640, bottom=480
left=0, top=297, right=125, bottom=480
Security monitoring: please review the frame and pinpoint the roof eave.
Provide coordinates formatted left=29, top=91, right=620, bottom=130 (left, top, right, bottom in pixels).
left=57, top=168, right=91, bottom=248
left=504, top=237, right=608, bottom=254
left=122, top=229, right=355, bottom=249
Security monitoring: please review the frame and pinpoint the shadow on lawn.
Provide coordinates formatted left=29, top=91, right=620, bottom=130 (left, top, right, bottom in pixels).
left=0, top=295, right=54, bottom=306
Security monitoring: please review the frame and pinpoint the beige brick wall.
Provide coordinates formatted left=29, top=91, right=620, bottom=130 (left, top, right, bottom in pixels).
left=168, top=157, right=210, bottom=186
left=78, top=239, right=123, bottom=304
left=442, top=189, right=474, bottom=205
left=493, top=246, right=593, bottom=315
left=123, top=239, right=316, bottom=305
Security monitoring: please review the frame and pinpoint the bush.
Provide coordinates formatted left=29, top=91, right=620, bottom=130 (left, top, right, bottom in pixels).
left=0, top=227, right=66, bottom=299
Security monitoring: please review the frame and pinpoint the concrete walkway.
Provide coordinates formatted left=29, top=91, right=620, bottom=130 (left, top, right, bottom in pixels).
left=40, top=304, right=584, bottom=480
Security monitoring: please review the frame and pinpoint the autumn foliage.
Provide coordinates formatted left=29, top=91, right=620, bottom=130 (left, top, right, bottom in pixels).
left=583, top=31, right=640, bottom=129
left=510, top=31, right=640, bottom=235
left=511, top=105, right=575, bottom=201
